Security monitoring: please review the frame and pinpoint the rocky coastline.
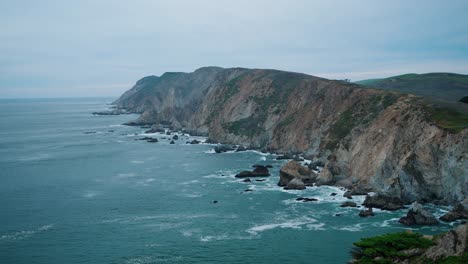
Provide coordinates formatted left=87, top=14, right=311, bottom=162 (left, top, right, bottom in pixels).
left=112, top=67, right=467, bottom=207
left=110, top=118, right=467, bottom=261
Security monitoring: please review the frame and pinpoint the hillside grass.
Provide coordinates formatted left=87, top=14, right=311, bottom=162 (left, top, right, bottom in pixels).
left=355, top=72, right=468, bottom=103
left=424, top=106, right=468, bottom=133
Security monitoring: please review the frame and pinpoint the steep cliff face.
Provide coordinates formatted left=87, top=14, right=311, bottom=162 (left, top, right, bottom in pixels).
left=114, top=67, right=467, bottom=204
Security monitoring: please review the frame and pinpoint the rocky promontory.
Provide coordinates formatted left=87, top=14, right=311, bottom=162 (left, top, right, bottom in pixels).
left=113, top=66, right=467, bottom=205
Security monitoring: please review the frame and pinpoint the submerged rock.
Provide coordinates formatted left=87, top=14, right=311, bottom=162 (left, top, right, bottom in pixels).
left=398, top=202, right=438, bottom=226
left=172, top=135, right=179, bottom=140
left=363, top=192, right=405, bottom=211
left=169, top=140, right=175, bottom=144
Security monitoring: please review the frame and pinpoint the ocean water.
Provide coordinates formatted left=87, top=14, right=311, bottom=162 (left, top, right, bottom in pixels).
left=0, top=98, right=457, bottom=264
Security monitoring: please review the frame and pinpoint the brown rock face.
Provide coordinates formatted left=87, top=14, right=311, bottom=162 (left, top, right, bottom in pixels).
left=423, top=223, right=467, bottom=260
left=278, top=161, right=315, bottom=186
left=115, top=67, right=468, bottom=204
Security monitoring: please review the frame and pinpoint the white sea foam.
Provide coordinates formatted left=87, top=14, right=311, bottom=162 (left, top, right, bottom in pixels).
left=246, top=149, right=271, bottom=156
left=181, top=229, right=201, bottom=237
left=0, top=224, right=53, bottom=242
left=101, top=213, right=216, bottom=224
left=117, top=172, right=137, bottom=178
left=337, top=224, right=363, bottom=232
left=144, top=222, right=184, bottom=231
left=125, top=256, right=184, bottom=264
left=131, top=160, right=145, bottom=164
left=247, top=216, right=317, bottom=235
left=199, top=233, right=253, bottom=242
left=202, top=173, right=234, bottom=179
left=179, top=193, right=202, bottom=198
left=199, top=234, right=229, bottom=242
left=82, top=190, right=102, bottom=198
left=376, top=218, right=400, bottom=227
left=145, top=243, right=160, bottom=247
left=136, top=178, right=156, bottom=186
left=306, top=223, right=326, bottom=230
left=17, top=153, right=50, bottom=162
left=179, top=179, right=200, bottom=185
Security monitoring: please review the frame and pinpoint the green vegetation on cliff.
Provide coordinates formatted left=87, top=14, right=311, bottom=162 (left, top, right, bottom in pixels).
left=356, top=72, right=468, bottom=133
left=326, top=93, right=400, bottom=149
left=223, top=115, right=266, bottom=138
left=356, top=73, right=468, bottom=103
left=351, top=232, right=433, bottom=263
left=351, top=227, right=468, bottom=264
left=424, top=106, right=468, bottom=133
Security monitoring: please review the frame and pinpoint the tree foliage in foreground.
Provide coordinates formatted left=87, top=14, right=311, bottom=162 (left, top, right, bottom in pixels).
left=351, top=232, right=433, bottom=263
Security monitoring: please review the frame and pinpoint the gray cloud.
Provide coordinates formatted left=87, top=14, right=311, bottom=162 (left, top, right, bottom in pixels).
left=1, top=0, right=468, bottom=97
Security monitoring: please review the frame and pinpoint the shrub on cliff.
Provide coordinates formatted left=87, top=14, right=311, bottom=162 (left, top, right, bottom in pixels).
left=351, top=232, right=433, bottom=263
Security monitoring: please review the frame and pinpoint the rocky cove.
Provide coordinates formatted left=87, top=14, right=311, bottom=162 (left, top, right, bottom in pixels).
left=108, top=66, right=468, bottom=262
left=114, top=124, right=468, bottom=262
left=121, top=124, right=468, bottom=227
left=112, top=66, right=467, bottom=207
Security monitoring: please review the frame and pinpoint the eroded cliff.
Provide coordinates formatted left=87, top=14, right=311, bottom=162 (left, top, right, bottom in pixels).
left=114, top=67, right=467, bottom=204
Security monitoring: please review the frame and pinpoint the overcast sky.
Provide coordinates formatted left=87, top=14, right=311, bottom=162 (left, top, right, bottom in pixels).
left=1, top=0, right=468, bottom=98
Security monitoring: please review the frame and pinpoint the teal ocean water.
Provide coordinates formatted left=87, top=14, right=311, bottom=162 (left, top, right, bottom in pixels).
left=0, top=98, right=456, bottom=264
